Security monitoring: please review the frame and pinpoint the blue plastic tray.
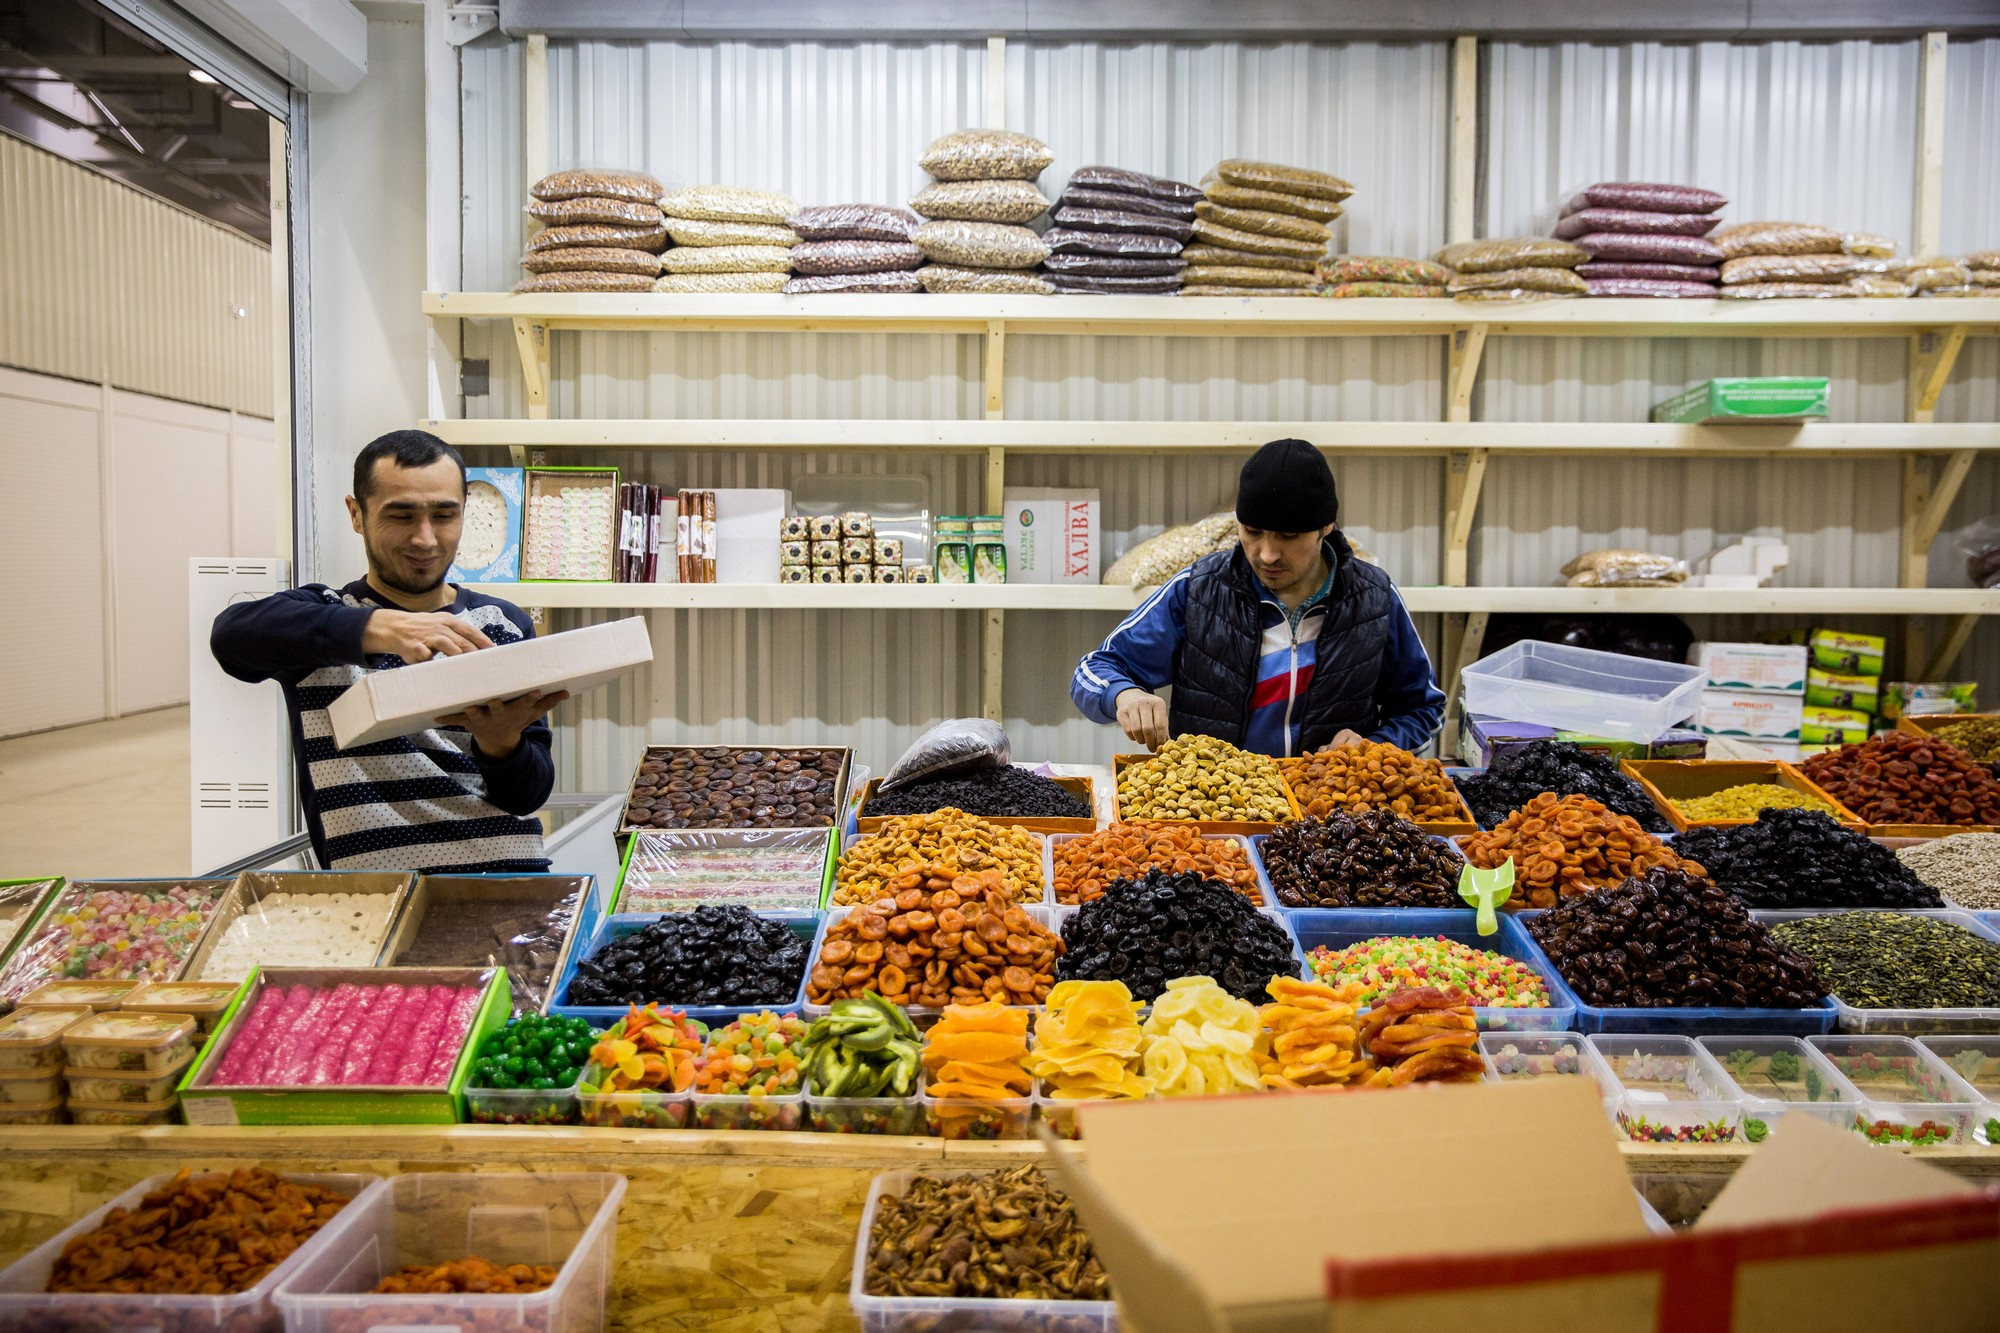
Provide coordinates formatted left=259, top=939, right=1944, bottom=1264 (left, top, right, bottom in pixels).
left=1287, top=908, right=1575, bottom=1032
left=547, top=911, right=822, bottom=1028
left=1511, top=909, right=1837, bottom=1036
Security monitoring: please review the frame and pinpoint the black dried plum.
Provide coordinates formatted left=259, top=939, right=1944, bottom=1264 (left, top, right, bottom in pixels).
left=565, top=905, right=807, bottom=1007
left=1669, top=808, right=1943, bottom=909
left=1056, top=868, right=1298, bottom=1002
left=1457, top=740, right=1670, bottom=833
left=862, top=765, right=1092, bottom=821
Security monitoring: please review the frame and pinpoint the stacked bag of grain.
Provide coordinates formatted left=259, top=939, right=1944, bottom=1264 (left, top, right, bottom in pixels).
left=1900, top=254, right=1976, bottom=298
left=1435, top=238, right=1588, bottom=300
left=656, top=186, right=800, bottom=293
left=517, top=169, right=668, bottom=292
left=1961, top=250, right=2000, bottom=292
left=1315, top=256, right=1450, bottom=298
left=910, top=131, right=1054, bottom=294
left=1555, top=181, right=1727, bottom=297
left=1184, top=159, right=1348, bottom=296
left=783, top=205, right=924, bottom=294
left=1040, top=166, right=1201, bottom=294
left=1712, top=221, right=1868, bottom=298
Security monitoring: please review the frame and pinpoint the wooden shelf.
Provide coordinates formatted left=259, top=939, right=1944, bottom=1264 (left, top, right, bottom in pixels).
left=425, top=291, right=2000, bottom=339
left=430, top=417, right=2000, bottom=456
left=487, top=582, right=2000, bottom=616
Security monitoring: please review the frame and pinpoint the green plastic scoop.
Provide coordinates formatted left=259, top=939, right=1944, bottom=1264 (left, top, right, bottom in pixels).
left=1458, top=859, right=1514, bottom=937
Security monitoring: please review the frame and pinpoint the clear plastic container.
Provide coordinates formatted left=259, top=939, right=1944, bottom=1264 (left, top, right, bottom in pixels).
left=1461, top=640, right=1704, bottom=744
left=0, top=1066, right=64, bottom=1103
left=1290, top=909, right=1573, bottom=1032
left=1698, top=1035, right=1862, bottom=1142
left=0, top=1095, right=63, bottom=1125
left=1756, top=908, right=2000, bottom=1034
left=1809, top=1034, right=1984, bottom=1147
left=60, top=1009, right=197, bottom=1071
left=17, top=979, right=142, bottom=1011
left=548, top=911, right=817, bottom=1028
left=465, top=1082, right=582, bottom=1125
left=617, top=828, right=833, bottom=914
left=848, top=1169, right=1116, bottom=1332
left=1589, top=1035, right=1744, bottom=1143
left=692, top=1086, right=807, bottom=1131
left=920, top=1087, right=1033, bottom=1141
left=67, top=1095, right=180, bottom=1124
left=65, top=1053, right=194, bottom=1105
left=1049, top=830, right=1268, bottom=907
left=0, top=1170, right=380, bottom=1331
left=0, top=1004, right=91, bottom=1071
left=120, top=980, right=243, bottom=1034
left=1918, top=1036, right=2000, bottom=1145
left=272, top=1171, right=626, bottom=1333
left=576, top=1081, right=691, bottom=1129
left=1036, top=1088, right=1151, bottom=1141
left=1478, top=1030, right=1620, bottom=1121
left=806, top=1088, right=925, bottom=1136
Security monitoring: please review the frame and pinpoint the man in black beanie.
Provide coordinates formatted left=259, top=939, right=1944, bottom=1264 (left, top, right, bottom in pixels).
left=1071, top=438, right=1444, bottom=756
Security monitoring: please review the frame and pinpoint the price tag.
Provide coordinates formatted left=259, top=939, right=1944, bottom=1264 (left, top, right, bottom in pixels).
left=180, top=1096, right=239, bottom=1126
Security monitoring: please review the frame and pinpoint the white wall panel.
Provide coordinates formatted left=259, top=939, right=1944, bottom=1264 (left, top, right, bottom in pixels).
left=1943, top=38, right=2000, bottom=257
left=230, top=415, right=281, bottom=558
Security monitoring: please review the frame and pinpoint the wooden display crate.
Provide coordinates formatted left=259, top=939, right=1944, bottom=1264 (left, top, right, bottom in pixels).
left=1896, top=713, right=2000, bottom=742
left=181, top=872, right=415, bottom=984
left=1620, top=759, right=1864, bottom=833
left=853, top=774, right=1096, bottom=835
left=1111, top=753, right=1302, bottom=835
left=1799, top=726, right=2000, bottom=839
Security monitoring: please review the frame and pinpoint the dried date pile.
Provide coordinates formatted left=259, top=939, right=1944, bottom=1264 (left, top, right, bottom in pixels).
left=1456, top=740, right=1672, bottom=834
left=862, top=765, right=1091, bottom=821
left=566, top=906, right=807, bottom=1008
left=1058, top=869, right=1298, bottom=1001
left=1261, top=809, right=1461, bottom=908
left=624, top=746, right=842, bottom=830
left=1671, top=808, right=1943, bottom=909
left=865, top=1165, right=1110, bottom=1302
left=1525, top=868, right=1824, bottom=1010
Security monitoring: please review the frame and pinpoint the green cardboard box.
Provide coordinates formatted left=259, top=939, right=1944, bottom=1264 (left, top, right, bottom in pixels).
left=1651, top=377, right=1831, bottom=425
left=178, top=965, right=510, bottom=1124
left=1880, top=681, right=1978, bottom=720
left=1808, top=628, right=1886, bottom=676
left=1805, top=668, right=1880, bottom=713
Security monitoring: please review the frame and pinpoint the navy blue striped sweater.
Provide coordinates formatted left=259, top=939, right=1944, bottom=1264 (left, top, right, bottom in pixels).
left=210, top=580, right=553, bottom=873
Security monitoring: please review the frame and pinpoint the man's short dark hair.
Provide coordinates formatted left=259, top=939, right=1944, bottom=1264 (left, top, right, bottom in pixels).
left=352, top=430, right=466, bottom=510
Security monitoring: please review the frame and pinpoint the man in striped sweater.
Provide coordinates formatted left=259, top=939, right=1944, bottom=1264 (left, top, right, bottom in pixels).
left=211, top=430, right=565, bottom=872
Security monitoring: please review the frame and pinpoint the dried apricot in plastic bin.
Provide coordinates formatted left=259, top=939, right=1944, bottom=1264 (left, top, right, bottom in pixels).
left=655, top=272, right=790, bottom=294
left=526, top=222, right=668, bottom=253
left=1211, top=158, right=1355, bottom=203
left=910, top=179, right=1051, bottom=225
left=659, top=245, right=794, bottom=275
left=1448, top=266, right=1588, bottom=296
left=789, top=239, right=923, bottom=276
left=1194, top=200, right=1330, bottom=243
left=1200, top=180, right=1344, bottom=223
left=520, top=246, right=664, bottom=276
left=515, top=271, right=656, bottom=293
left=530, top=168, right=664, bottom=204
left=664, top=217, right=800, bottom=248
left=920, top=266, right=1055, bottom=295
left=911, top=220, right=1049, bottom=270
left=1711, top=221, right=1842, bottom=259
left=1720, top=253, right=1861, bottom=285
left=1434, top=238, right=1587, bottom=274
left=527, top=196, right=664, bottom=228
left=1560, top=182, right=1728, bottom=215
left=660, top=185, right=799, bottom=225
left=786, top=203, right=920, bottom=242
left=918, top=129, right=1054, bottom=182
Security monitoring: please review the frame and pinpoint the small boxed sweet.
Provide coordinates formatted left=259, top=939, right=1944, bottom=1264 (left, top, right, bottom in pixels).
left=843, top=565, right=873, bottom=584
left=17, top=980, right=143, bottom=1012
left=842, top=537, right=873, bottom=564
left=192, top=872, right=412, bottom=980
left=0, top=880, right=232, bottom=1004
left=779, top=515, right=811, bottom=542
left=973, top=541, right=1008, bottom=584
left=874, top=564, right=904, bottom=584
left=446, top=467, right=524, bottom=584
left=522, top=467, right=618, bottom=582
left=810, top=540, right=842, bottom=565
left=935, top=542, right=971, bottom=584
left=1809, top=628, right=1886, bottom=676
left=0, top=1006, right=89, bottom=1071
left=1003, top=487, right=1101, bottom=584
left=0, top=1096, right=62, bottom=1124
left=60, top=1009, right=196, bottom=1072
left=120, top=980, right=243, bottom=1034
left=66, top=1097, right=178, bottom=1125
left=64, top=1058, right=191, bottom=1106
left=1689, top=641, right=1807, bottom=694
left=841, top=512, right=874, bottom=538
left=1697, top=689, right=1804, bottom=741
left=906, top=563, right=933, bottom=584
left=1881, top=681, right=1978, bottom=719
left=780, top=565, right=810, bottom=584
left=1805, top=669, right=1879, bottom=713
left=811, top=565, right=840, bottom=585
left=808, top=515, right=842, bottom=542
left=1650, top=376, right=1830, bottom=424
left=1800, top=704, right=1872, bottom=746
left=874, top=537, right=904, bottom=565
left=779, top=540, right=810, bottom=566
left=0, top=1066, right=63, bottom=1104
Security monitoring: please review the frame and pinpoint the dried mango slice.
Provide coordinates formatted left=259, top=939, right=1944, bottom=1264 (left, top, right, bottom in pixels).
left=921, top=998, right=1031, bottom=1101
left=1027, top=979, right=1154, bottom=1101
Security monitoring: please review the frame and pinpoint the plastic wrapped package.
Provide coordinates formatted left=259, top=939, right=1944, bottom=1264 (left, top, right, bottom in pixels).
left=1182, top=264, right=1315, bottom=289
left=1103, top=513, right=1239, bottom=588
left=1434, top=237, right=1587, bottom=273
left=1561, top=182, right=1728, bottom=215
left=1193, top=201, right=1330, bottom=244
left=655, top=272, right=790, bottom=294
left=1718, top=281, right=1860, bottom=299
left=1180, top=243, right=1315, bottom=272
left=1584, top=278, right=1718, bottom=298
left=389, top=878, right=588, bottom=1014
left=1318, top=281, right=1447, bottom=298
left=1842, top=232, right=1897, bottom=258
left=1572, top=233, right=1726, bottom=265
left=1200, top=180, right=1344, bottom=223
left=619, top=829, right=832, bottom=913
left=1968, top=268, right=2000, bottom=286
left=1894, top=258, right=1972, bottom=290
left=1577, top=261, right=1721, bottom=281
left=919, top=266, right=1054, bottom=294
left=1211, top=158, right=1354, bottom=202
left=1452, top=289, right=1578, bottom=303
left=1042, top=253, right=1186, bottom=277
left=1448, top=266, right=1589, bottom=295
left=659, top=185, right=798, bottom=225
left=1069, top=165, right=1205, bottom=202
left=1058, top=187, right=1197, bottom=220
left=1048, top=273, right=1184, bottom=293
left=519, top=246, right=663, bottom=276
left=789, top=239, right=922, bottom=275
left=1553, top=208, right=1721, bottom=240
left=910, top=179, right=1051, bottom=224
left=881, top=719, right=1012, bottom=790
left=1189, top=218, right=1322, bottom=260
left=1963, top=520, right=2000, bottom=589
left=525, top=222, right=668, bottom=253
left=526, top=196, right=663, bottom=228
left=1850, top=274, right=1916, bottom=298
left=1184, top=285, right=1315, bottom=297
left=1318, top=256, right=1450, bottom=285
left=1561, top=550, right=1689, bottom=587
left=1929, top=284, right=1992, bottom=297
left=783, top=271, right=925, bottom=294
left=514, top=271, right=655, bottom=293
left=787, top=204, right=920, bottom=242
left=664, top=217, right=799, bottom=248
left=1045, top=227, right=1185, bottom=258
left=912, top=221, right=1048, bottom=270
left=530, top=168, right=663, bottom=204
left=0, top=880, right=230, bottom=1001
left=1965, top=249, right=2000, bottom=270
left=1052, top=206, right=1193, bottom=241
left=659, top=245, right=794, bottom=274
left=1720, top=253, right=1862, bottom=285
left=918, top=129, right=1053, bottom=182
left=1712, top=221, right=1842, bottom=258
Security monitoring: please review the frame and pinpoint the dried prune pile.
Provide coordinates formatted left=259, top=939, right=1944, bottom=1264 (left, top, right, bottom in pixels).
left=861, top=765, right=1091, bottom=820
left=1261, top=809, right=1461, bottom=909
left=1457, top=740, right=1671, bottom=833
left=1525, top=867, right=1824, bottom=1009
left=1672, top=808, right=1943, bottom=909
left=1057, top=868, right=1299, bottom=1002
left=566, top=905, right=807, bottom=1007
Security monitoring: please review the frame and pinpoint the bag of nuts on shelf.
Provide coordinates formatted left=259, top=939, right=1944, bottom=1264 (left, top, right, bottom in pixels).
left=660, top=185, right=799, bottom=225
left=787, top=203, right=920, bottom=242
left=1448, top=266, right=1588, bottom=296
left=1209, top=158, right=1354, bottom=203
left=527, top=196, right=664, bottom=229
left=912, top=220, right=1049, bottom=270
left=655, top=272, right=790, bottom=293
left=663, top=217, right=800, bottom=248
left=1712, top=220, right=1843, bottom=258
left=1720, top=253, right=1862, bottom=285
left=919, top=267, right=1055, bottom=294
left=514, top=271, right=656, bottom=293
left=918, top=129, right=1054, bottom=182
left=530, top=168, right=664, bottom=204
left=1560, top=548, right=1688, bottom=587
left=784, top=271, right=925, bottom=294
left=910, top=179, right=1051, bottom=224
left=1560, top=181, right=1727, bottom=215
left=526, top=222, right=669, bottom=253
left=1433, top=237, right=1587, bottom=274
left=519, top=246, right=664, bottom=276
left=1102, top=512, right=1239, bottom=588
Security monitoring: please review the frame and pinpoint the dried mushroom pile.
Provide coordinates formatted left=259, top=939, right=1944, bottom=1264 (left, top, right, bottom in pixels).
left=865, top=1166, right=1110, bottom=1302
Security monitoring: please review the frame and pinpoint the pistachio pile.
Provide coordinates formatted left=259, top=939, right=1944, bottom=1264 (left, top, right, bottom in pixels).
left=1117, top=734, right=1293, bottom=822
left=864, top=1165, right=1111, bottom=1302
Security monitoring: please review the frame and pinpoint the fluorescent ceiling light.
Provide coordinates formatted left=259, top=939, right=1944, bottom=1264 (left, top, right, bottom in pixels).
left=188, top=68, right=217, bottom=84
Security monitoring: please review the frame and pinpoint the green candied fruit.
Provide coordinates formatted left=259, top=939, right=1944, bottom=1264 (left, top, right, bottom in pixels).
left=1805, top=1067, right=1825, bottom=1101
left=1744, top=1118, right=1770, bottom=1144
left=1984, top=1117, right=2000, bottom=1144
left=1768, top=1050, right=1800, bottom=1082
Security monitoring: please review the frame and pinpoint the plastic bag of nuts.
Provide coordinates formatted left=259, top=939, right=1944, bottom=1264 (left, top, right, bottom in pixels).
left=1277, top=741, right=1467, bottom=824
left=1460, top=792, right=1701, bottom=909
left=1052, top=821, right=1262, bottom=906
left=807, top=866, right=1060, bottom=1007
left=833, top=808, right=1045, bottom=905
left=1115, top=734, right=1294, bottom=823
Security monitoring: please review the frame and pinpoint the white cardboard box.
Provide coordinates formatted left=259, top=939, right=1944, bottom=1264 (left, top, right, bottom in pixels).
left=1003, top=488, right=1100, bottom=584
left=329, top=616, right=654, bottom=749
left=712, top=489, right=788, bottom=584
left=1688, top=641, right=1808, bottom=693
left=1696, top=687, right=1805, bottom=741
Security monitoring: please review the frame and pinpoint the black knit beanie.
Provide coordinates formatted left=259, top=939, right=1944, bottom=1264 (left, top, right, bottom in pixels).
left=1236, top=438, right=1338, bottom=532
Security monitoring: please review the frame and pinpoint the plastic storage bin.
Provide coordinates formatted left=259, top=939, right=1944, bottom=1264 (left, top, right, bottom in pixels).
left=64, top=1055, right=192, bottom=1105
left=0, top=1170, right=381, bottom=1331
left=67, top=1096, right=180, bottom=1124
left=1809, top=1035, right=1985, bottom=1147
left=0, top=1066, right=64, bottom=1103
left=1917, top=1036, right=2000, bottom=1144
left=0, top=1004, right=90, bottom=1071
left=807, top=1086, right=925, bottom=1136
left=120, top=980, right=243, bottom=1034
left=1589, top=1034, right=1744, bottom=1143
left=693, top=1086, right=807, bottom=1131
left=60, top=1009, right=197, bottom=1071
left=1288, top=909, right=1573, bottom=1032
left=1051, top=831, right=1270, bottom=908
left=547, top=911, right=818, bottom=1028
left=273, top=1171, right=626, bottom=1333
left=920, top=1078, right=1033, bottom=1142
left=1698, top=1035, right=1862, bottom=1142
left=1460, top=640, right=1704, bottom=744
left=575, top=1080, right=691, bottom=1129
left=17, top=979, right=142, bottom=1011
left=1478, top=1031, right=1620, bottom=1116
left=1758, top=908, right=2000, bottom=1034
left=849, top=1169, right=1117, bottom=1332
left=465, top=1079, right=583, bottom=1125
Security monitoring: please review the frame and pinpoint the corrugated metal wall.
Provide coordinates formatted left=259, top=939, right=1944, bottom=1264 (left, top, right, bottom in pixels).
left=454, top=35, right=1999, bottom=786
left=0, top=131, right=274, bottom=419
